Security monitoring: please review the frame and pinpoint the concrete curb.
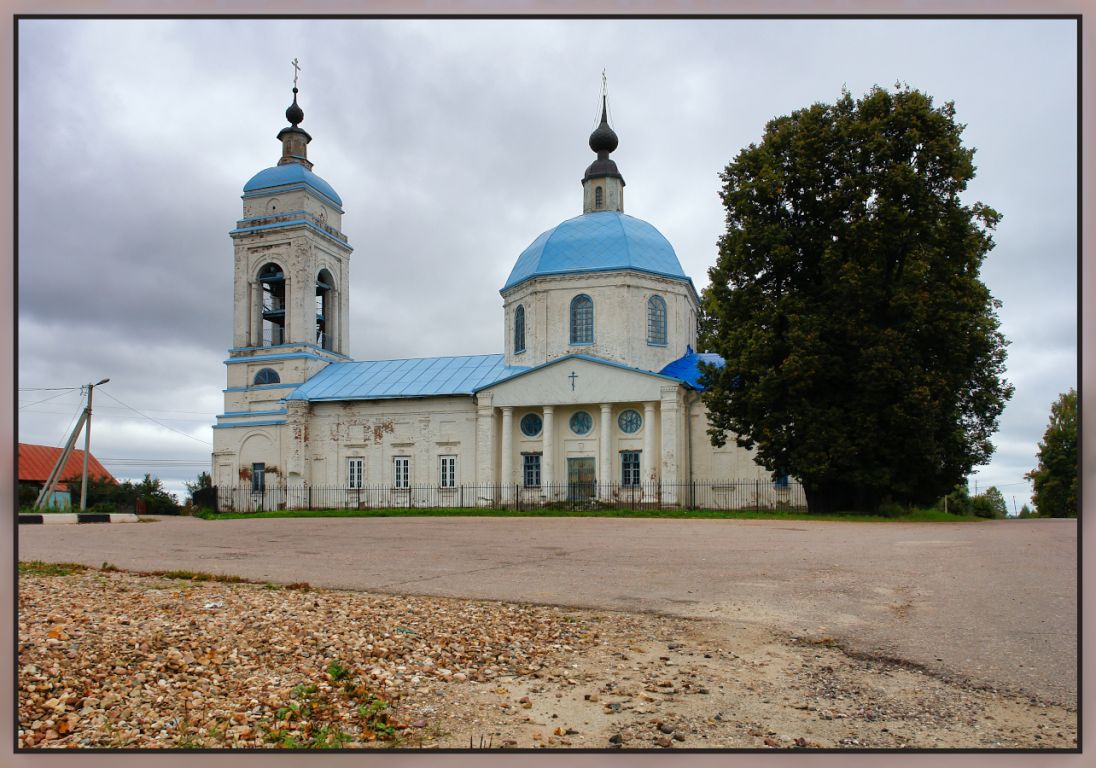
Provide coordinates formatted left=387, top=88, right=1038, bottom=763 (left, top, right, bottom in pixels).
left=18, top=513, right=140, bottom=525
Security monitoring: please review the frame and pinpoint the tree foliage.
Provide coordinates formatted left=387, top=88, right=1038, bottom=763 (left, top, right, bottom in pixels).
left=185, top=471, right=212, bottom=499
left=701, top=85, right=1013, bottom=514
left=1025, top=389, right=1078, bottom=518
left=942, top=483, right=1004, bottom=519
left=64, top=473, right=180, bottom=515
left=977, top=485, right=1008, bottom=519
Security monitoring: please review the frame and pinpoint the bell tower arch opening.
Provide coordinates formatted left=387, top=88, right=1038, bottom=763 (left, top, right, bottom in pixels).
left=316, top=268, right=336, bottom=351
left=258, top=262, right=286, bottom=346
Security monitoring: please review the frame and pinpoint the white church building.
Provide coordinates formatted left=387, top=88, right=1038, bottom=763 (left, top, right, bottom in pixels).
left=211, top=85, right=794, bottom=510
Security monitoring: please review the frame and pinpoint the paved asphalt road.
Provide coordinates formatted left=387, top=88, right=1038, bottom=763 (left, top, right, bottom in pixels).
left=18, top=516, right=1078, bottom=706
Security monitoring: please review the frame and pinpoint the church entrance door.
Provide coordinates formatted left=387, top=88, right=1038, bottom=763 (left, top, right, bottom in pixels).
left=567, top=457, right=596, bottom=502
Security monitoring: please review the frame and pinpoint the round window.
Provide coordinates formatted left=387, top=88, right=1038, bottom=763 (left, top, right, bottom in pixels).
left=618, top=409, right=642, bottom=434
left=520, top=413, right=543, bottom=437
left=569, top=411, right=593, bottom=435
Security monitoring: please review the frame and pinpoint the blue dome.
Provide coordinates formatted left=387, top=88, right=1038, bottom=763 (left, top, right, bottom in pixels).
left=243, top=163, right=343, bottom=208
left=503, top=212, right=687, bottom=292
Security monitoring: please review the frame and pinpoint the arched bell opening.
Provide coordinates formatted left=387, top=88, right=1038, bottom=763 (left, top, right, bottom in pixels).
left=316, top=268, right=336, bottom=351
left=258, top=262, right=286, bottom=346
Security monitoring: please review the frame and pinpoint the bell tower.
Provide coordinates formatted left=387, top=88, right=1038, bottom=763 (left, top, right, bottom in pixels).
left=225, top=75, right=353, bottom=398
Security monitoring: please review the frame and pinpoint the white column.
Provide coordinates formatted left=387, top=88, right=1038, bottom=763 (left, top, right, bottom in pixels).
left=500, top=407, right=514, bottom=501
left=599, top=404, right=613, bottom=500
left=660, top=386, right=680, bottom=505
left=250, top=280, right=262, bottom=347
left=475, top=393, right=496, bottom=502
left=285, top=400, right=309, bottom=486
left=643, top=401, right=657, bottom=495
left=542, top=405, right=555, bottom=497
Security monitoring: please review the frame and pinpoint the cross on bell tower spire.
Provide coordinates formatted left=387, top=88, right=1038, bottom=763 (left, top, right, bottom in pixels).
left=278, top=58, right=312, bottom=169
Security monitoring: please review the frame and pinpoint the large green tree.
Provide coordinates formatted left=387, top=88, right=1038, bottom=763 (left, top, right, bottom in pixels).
left=1025, top=389, right=1078, bottom=517
left=701, top=86, right=1013, bottom=514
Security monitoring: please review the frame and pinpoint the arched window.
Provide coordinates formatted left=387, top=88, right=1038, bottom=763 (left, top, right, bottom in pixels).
left=258, top=263, right=286, bottom=346
left=514, top=304, right=526, bottom=354
left=647, top=295, right=667, bottom=346
left=316, top=269, right=335, bottom=351
left=570, top=295, right=594, bottom=344
left=595, top=186, right=604, bottom=209
left=253, top=367, right=280, bottom=385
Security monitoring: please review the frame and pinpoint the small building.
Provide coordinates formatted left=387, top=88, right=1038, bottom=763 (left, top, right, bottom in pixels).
left=18, top=443, right=115, bottom=509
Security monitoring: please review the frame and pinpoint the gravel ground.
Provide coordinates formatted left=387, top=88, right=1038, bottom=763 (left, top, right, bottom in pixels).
left=18, top=564, right=1077, bottom=750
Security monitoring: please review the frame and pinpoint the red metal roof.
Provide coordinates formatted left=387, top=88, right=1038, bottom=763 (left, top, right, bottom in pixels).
left=18, top=443, right=115, bottom=485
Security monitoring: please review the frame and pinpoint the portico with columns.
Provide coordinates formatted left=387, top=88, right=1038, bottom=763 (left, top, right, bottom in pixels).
left=473, top=354, right=688, bottom=501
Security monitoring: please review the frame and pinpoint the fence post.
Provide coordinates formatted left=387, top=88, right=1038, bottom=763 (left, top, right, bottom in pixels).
left=755, top=479, right=760, bottom=512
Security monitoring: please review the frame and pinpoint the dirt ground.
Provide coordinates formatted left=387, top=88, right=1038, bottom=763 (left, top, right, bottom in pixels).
left=17, top=566, right=1076, bottom=750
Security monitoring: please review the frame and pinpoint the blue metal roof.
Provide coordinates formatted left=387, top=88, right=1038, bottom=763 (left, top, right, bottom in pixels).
left=243, top=164, right=343, bottom=207
left=286, top=354, right=529, bottom=402
left=659, top=347, right=725, bottom=390
left=502, top=212, right=688, bottom=292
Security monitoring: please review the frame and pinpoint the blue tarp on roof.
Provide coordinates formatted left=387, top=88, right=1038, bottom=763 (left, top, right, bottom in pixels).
left=286, top=354, right=529, bottom=402
left=502, top=211, right=689, bottom=292
left=659, top=347, right=725, bottom=391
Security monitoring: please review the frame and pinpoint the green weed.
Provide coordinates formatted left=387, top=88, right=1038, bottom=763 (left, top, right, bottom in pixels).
left=18, top=561, right=89, bottom=577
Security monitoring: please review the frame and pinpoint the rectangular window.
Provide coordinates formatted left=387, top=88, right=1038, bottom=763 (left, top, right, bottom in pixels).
left=393, top=456, right=410, bottom=489
left=348, top=458, right=364, bottom=489
left=621, top=451, right=641, bottom=487
left=439, top=455, right=457, bottom=488
left=251, top=462, right=265, bottom=493
left=523, top=454, right=541, bottom=488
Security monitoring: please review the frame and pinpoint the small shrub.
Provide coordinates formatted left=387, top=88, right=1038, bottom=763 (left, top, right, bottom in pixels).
left=876, top=500, right=907, bottom=518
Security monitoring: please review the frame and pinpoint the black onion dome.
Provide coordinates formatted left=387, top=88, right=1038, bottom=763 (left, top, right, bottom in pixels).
left=588, top=96, right=618, bottom=154
left=286, top=87, right=305, bottom=126
left=583, top=95, right=623, bottom=182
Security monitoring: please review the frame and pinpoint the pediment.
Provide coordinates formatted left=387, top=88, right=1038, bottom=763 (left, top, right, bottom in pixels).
left=478, top=355, right=683, bottom=407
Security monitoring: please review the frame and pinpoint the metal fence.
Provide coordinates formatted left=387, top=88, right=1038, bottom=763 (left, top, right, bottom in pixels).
left=209, top=480, right=806, bottom=513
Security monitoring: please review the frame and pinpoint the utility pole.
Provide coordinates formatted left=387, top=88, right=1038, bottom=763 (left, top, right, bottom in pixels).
left=79, top=378, right=110, bottom=511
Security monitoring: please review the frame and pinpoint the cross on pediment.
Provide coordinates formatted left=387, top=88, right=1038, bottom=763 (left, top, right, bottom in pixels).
left=569, top=371, right=578, bottom=391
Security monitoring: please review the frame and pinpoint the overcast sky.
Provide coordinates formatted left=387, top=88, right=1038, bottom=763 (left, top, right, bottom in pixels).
left=16, top=17, right=1077, bottom=507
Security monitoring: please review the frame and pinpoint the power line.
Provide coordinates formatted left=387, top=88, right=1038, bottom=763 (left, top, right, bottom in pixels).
left=20, top=407, right=213, bottom=423
left=93, top=404, right=216, bottom=417
left=55, top=400, right=87, bottom=449
left=96, top=390, right=212, bottom=447
left=18, top=390, right=79, bottom=409
left=18, top=387, right=81, bottom=392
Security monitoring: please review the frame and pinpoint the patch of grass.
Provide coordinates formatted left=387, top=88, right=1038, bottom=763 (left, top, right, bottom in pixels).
left=196, top=506, right=984, bottom=523
left=326, top=660, right=351, bottom=683
left=18, top=560, right=90, bottom=576
left=154, top=569, right=251, bottom=583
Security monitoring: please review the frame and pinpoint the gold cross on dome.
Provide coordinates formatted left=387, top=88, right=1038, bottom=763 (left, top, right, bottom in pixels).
left=292, top=58, right=301, bottom=88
